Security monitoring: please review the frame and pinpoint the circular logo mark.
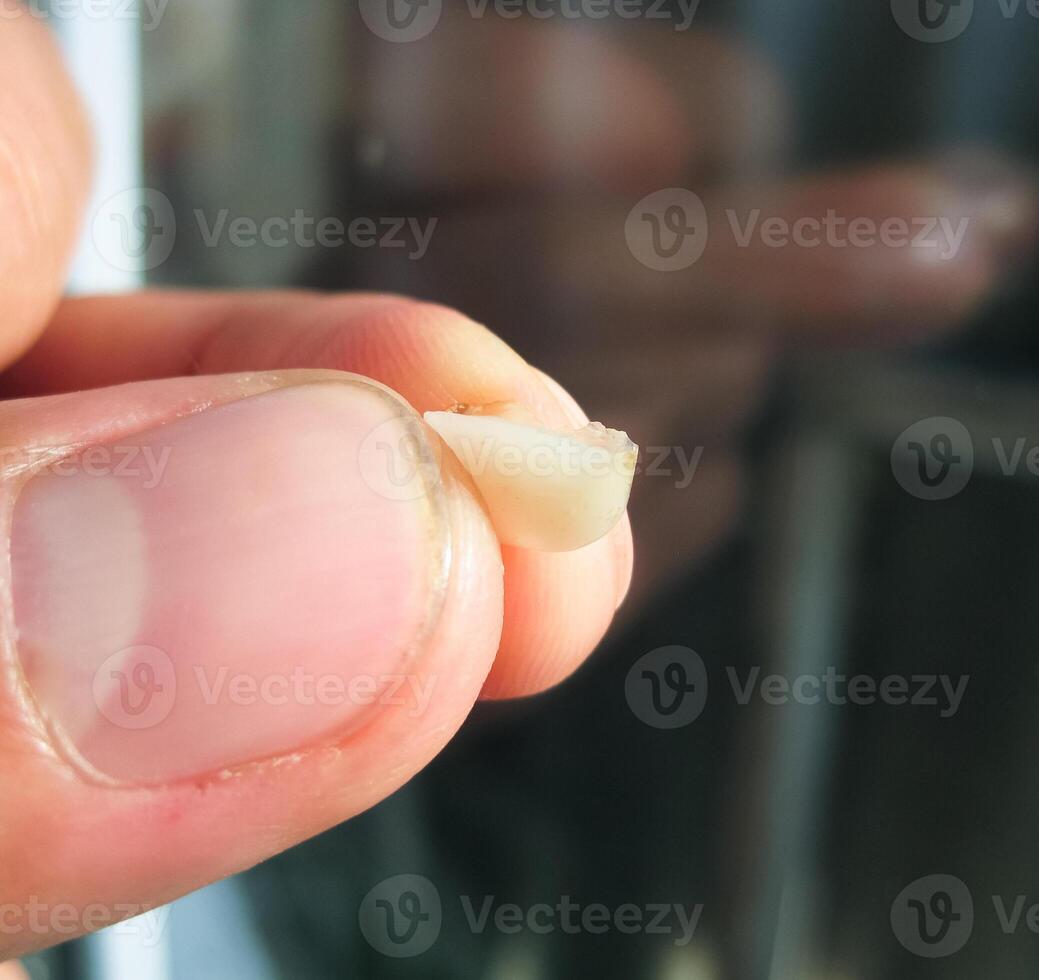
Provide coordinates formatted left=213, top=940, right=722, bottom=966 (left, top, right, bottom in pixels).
left=891, top=0, right=973, bottom=42
left=625, top=645, right=708, bottom=729
left=891, top=874, right=973, bottom=958
left=93, top=645, right=176, bottom=730
left=91, top=188, right=176, bottom=274
left=357, top=416, right=443, bottom=502
left=359, top=874, right=442, bottom=958
left=359, top=0, right=442, bottom=42
left=891, top=417, right=973, bottom=501
left=625, top=188, right=708, bottom=272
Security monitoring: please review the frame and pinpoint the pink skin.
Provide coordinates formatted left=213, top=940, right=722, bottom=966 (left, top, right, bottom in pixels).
left=11, top=381, right=450, bottom=783
left=0, top=370, right=505, bottom=958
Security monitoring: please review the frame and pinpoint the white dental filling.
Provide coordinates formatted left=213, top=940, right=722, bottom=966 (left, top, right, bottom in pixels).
left=424, top=409, right=638, bottom=552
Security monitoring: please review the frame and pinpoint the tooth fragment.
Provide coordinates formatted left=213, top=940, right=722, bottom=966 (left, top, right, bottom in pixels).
left=424, top=409, right=638, bottom=552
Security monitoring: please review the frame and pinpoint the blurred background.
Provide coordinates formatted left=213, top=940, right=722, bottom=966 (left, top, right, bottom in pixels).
left=24, top=0, right=1039, bottom=976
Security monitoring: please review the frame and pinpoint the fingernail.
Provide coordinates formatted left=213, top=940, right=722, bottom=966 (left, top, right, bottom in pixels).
left=10, top=381, right=449, bottom=784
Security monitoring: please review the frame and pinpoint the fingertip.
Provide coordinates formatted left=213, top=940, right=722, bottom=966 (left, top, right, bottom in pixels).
left=612, top=513, right=635, bottom=611
left=481, top=518, right=632, bottom=701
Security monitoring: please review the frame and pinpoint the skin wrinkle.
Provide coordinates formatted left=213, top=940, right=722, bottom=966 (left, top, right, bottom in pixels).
left=0, top=77, right=75, bottom=262
left=0, top=134, right=37, bottom=264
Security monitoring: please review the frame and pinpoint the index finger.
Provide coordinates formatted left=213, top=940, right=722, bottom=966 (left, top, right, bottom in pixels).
left=3, top=291, right=635, bottom=699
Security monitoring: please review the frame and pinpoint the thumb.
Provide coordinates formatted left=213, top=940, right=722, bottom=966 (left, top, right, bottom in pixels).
left=0, top=370, right=502, bottom=958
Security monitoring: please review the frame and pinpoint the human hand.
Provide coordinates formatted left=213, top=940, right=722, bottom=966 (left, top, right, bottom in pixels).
left=0, top=9, right=632, bottom=960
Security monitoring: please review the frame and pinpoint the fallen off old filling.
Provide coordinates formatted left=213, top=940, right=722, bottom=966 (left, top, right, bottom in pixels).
left=423, top=405, right=638, bottom=552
